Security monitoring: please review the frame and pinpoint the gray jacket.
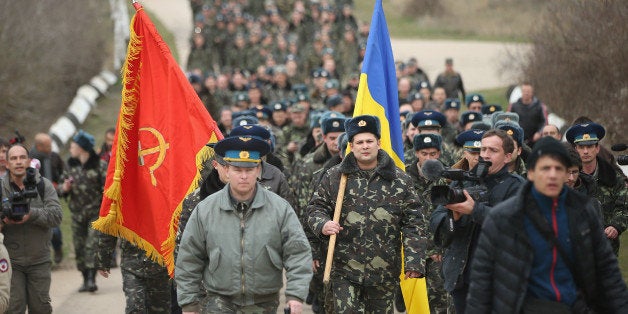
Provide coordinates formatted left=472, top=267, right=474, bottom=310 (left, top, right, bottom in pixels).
left=1, top=173, right=62, bottom=266
left=176, top=183, right=312, bottom=311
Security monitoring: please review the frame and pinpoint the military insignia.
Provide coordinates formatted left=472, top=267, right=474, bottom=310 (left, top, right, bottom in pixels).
left=274, top=103, right=282, bottom=110
left=0, top=259, right=8, bottom=273
left=239, top=137, right=252, bottom=142
left=332, top=121, right=340, bottom=127
left=425, top=112, right=433, bottom=116
left=243, top=125, right=253, bottom=129
left=507, top=129, right=514, bottom=136
left=473, top=95, right=479, bottom=101
left=473, top=141, right=482, bottom=147
left=583, top=134, right=590, bottom=140
left=239, top=120, right=248, bottom=126
left=358, top=120, right=367, bottom=127
left=424, top=137, right=432, bottom=143
left=469, top=114, right=475, bottom=120
left=421, top=82, right=428, bottom=88
left=581, top=124, right=590, bottom=127
left=473, top=130, right=483, bottom=134
left=330, top=113, right=339, bottom=118
left=239, top=151, right=250, bottom=159
left=490, top=106, right=496, bottom=112
left=425, top=120, right=433, bottom=126
left=504, top=117, right=511, bottom=121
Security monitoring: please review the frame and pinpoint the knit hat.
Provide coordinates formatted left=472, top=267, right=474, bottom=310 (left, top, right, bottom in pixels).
left=73, top=130, right=95, bottom=152
left=527, top=137, right=571, bottom=170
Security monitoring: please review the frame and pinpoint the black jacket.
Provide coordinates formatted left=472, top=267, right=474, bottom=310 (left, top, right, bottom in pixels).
left=466, top=181, right=628, bottom=313
left=429, top=165, right=524, bottom=291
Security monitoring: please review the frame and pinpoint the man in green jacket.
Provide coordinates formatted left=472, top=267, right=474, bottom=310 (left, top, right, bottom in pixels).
left=176, top=135, right=312, bottom=314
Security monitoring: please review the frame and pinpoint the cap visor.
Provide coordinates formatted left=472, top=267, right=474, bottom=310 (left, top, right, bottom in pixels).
left=226, top=161, right=260, bottom=168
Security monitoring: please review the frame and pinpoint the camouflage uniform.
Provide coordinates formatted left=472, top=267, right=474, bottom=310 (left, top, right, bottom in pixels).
left=62, top=154, right=107, bottom=273
left=307, top=150, right=427, bottom=313
left=96, top=235, right=170, bottom=313
left=590, top=157, right=628, bottom=254
left=440, top=142, right=462, bottom=168
left=511, top=156, right=527, bottom=178
left=291, top=144, right=335, bottom=313
left=281, top=123, right=310, bottom=166
left=406, top=162, right=451, bottom=314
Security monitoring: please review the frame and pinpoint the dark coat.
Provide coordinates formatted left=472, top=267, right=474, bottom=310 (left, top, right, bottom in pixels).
left=429, top=165, right=524, bottom=291
left=466, top=181, right=628, bottom=313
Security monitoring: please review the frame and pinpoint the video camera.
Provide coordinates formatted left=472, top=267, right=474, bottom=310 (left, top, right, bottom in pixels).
left=422, top=159, right=491, bottom=206
left=611, top=144, right=628, bottom=166
left=1, top=167, right=38, bottom=221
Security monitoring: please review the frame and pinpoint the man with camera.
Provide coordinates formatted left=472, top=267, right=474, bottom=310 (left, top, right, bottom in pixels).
left=466, top=137, right=628, bottom=313
left=429, top=129, right=524, bottom=313
left=1, top=144, right=62, bottom=313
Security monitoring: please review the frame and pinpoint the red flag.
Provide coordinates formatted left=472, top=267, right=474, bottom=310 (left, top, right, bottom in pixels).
left=92, top=2, right=222, bottom=276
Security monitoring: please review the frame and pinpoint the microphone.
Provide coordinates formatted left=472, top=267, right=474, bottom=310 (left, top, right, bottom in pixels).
left=611, top=144, right=627, bottom=152
left=422, top=159, right=446, bottom=181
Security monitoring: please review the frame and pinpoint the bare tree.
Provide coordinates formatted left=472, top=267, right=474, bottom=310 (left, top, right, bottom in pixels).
left=0, top=1, right=112, bottom=143
left=520, top=0, right=628, bottom=145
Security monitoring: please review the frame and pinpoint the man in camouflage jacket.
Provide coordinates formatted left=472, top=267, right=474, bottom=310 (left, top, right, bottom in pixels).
left=307, top=115, right=426, bottom=313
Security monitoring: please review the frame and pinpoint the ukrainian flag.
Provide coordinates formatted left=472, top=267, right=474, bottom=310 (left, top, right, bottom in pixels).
left=352, top=0, right=405, bottom=169
left=353, top=1, right=430, bottom=312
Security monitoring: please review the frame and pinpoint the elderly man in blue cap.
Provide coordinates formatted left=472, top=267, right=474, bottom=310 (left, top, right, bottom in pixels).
left=566, top=122, right=628, bottom=254
left=176, top=135, right=312, bottom=314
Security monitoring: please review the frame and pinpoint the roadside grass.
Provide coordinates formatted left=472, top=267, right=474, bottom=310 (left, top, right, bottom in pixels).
left=354, top=0, right=537, bottom=42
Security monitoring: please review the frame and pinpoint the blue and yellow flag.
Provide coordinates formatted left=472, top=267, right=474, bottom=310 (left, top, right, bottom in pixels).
left=352, top=0, right=404, bottom=169
left=353, top=1, right=430, bottom=312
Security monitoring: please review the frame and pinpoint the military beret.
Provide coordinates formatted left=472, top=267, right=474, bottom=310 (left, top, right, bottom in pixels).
left=324, top=79, right=340, bottom=90
left=491, top=112, right=520, bottom=127
left=232, top=115, right=259, bottom=127
left=296, top=92, right=310, bottom=102
left=465, top=93, right=485, bottom=106
left=214, top=136, right=270, bottom=168
left=481, top=104, right=503, bottom=115
left=456, top=129, right=485, bottom=152
left=271, top=101, right=287, bottom=112
left=234, top=92, right=250, bottom=102
left=443, top=98, right=461, bottom=111
left=292, top=84, right=309, bottom=94
left=410, top=92, right=424, bottom=102
left=252, top=105, right=272, bottom=120
left=417, top=81, right=431, bottom=91
left=495, top=120, right=524, bottom=147
left=565, top=122, right=605, bottom=145
left=229, top=124, right=271, bottom=141
left=325, top=94, right=343, bottom=108
left=321, top=117, right=346, bottom=135
left=413, top=133, right=442, bottom=151
left=411, top=110, right=446, bottom=128
left=73, top=130, right=95, bottom=152
left=345, top=115, right=381, bottom=142
left=460, top=111, right=483, bottom=127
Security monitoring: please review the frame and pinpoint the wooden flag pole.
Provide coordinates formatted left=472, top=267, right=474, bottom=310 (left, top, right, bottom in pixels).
left=323, top=173, right=348, bottom=284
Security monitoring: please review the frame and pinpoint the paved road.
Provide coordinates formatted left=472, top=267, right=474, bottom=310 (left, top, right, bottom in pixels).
left=50, top=1, right=532, bottom=313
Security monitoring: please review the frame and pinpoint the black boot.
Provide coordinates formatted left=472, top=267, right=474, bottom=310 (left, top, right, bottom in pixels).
left=78, top=270, right=88, bottom=292
left=86, top=269, right=98, bottom=292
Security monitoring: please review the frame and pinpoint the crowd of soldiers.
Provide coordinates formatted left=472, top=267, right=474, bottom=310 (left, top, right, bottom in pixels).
left=0, top=0, right=626, bottom=313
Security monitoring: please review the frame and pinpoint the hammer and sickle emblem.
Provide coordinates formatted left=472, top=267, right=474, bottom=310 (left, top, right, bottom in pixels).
left=138, top=127, right=170, bottom=187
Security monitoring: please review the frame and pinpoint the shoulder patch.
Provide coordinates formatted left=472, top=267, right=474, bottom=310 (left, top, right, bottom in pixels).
left=0, top=259, right=9, bottom=273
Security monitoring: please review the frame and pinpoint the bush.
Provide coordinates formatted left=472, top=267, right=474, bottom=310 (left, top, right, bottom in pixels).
left=521, top=0, right=627, bottom=144
left=0, top=1, right=112, bottom=143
